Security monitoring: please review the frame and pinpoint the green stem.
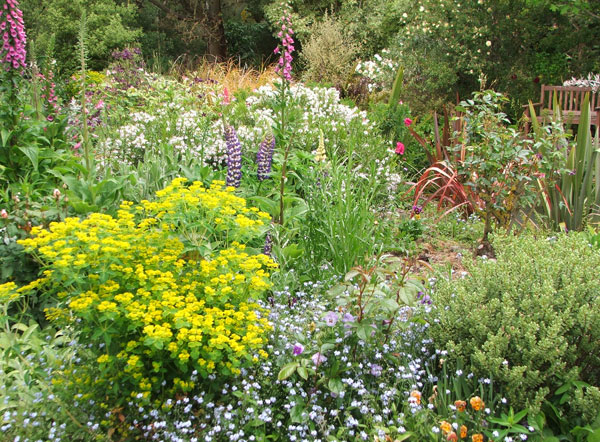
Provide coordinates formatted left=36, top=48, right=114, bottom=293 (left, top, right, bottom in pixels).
left=279, top=145, right=290, bottom=225
left=278, top=79, right=288, bottom=225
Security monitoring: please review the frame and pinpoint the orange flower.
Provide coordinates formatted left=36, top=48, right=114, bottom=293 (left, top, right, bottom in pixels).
left=460, top=425, right=468, bottom=438
left=440, top=421, right=452, bottom=435
left=410, top=390, right=421, bottom=405
left=454, top=400, right=467, bottom=412
left=447, top=431, right=458, bottom=441
left=472, top=434, right=484, bottom=442
left=470, top=396, right=485, bottom=411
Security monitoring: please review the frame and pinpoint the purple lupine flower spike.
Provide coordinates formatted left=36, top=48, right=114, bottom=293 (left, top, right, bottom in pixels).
left=263, top=233, right=273, bottom=256
left=224, top=125, right=242, bottom=188
left=0, top=0, right=27, bottom=71
left=256, top=132, right=275, bottom=181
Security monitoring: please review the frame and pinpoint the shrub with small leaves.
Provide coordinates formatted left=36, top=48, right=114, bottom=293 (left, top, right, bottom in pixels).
left=428, top=233, right=600, bottom=421
left=300, top=14, right=359, bottom=90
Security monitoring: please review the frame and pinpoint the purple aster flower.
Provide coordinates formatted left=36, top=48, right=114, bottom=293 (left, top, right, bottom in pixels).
left=224, top=125, right=242, bottom=188
left=370, top=364, right=383, bottom=377
left=292, top=343, right=304, bottom=356
left=0, top=0, right=27, bottom=71
left=256, top=132, right=275, bottom=181
left=311, top=352, right=327, bottom=366
left=324, top=311, right=339, bottom=326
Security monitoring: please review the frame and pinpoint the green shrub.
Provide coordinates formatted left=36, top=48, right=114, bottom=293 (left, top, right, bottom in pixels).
left=392, top=0, right=600, bottom=116
left=1, top=178, right=277, bottom=405
left=224, top=20, right=277, bottom=67
left=428, top=233, right=600, bottom=422
left=300, top=14, right=359, bottom=90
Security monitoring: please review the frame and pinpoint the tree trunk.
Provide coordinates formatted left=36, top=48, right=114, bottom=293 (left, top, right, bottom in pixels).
left=205, top=0, right=227, bottom=61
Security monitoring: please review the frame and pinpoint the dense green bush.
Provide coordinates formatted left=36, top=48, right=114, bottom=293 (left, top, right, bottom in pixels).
left=300, top=14, right=359, bottom=90
left=428, top=233, right=600, bottom=423
left=21, top=0, right=141, bottom=75
left=392, top=0, right=600, bottom=116
left=225, top=19, right=277, bottom=67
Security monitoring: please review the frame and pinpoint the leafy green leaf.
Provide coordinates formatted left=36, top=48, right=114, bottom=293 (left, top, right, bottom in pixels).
left=327, top=377, right=343, bottom=394
left=17, top=146, right=40, bottom=172
left=277, top=362, right=299, bottom=381
left=297, top=366, right=308, bottom=380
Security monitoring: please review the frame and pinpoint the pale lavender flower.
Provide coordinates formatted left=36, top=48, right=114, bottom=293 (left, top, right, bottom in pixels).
left=0, top=0, right=27, bottom=70
left=292, top=343, right=304, bottom=356
left=224, top=125, right=242, bottom=188
left=324, top=311, right=339, bottom=326
left=370, top=364, right=383, bottom=377
left=256, top=132, right=275, bottom=181
left=311, top=352, right=327, bottom=366
left=342, top=312, right=354, bottom=323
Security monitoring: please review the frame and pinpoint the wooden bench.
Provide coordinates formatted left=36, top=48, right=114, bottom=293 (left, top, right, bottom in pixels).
left=524, top=85, right=600, bottom=132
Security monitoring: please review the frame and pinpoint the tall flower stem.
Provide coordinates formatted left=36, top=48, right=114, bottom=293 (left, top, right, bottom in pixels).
left=273, top=5, right=294, bottom=225
left=278, top=144, right=290, bottom=225
left=0, top=0, right=27, bottom=168
left=78, top=10, right=92, bottom=177
left=278, top=79, right=290, bottom=225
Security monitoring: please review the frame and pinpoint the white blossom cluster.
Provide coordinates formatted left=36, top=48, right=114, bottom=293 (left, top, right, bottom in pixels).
left=355, top=50, right=399, bottom=92
left=245, top=82, right=374, bottom=150
left=563, top=73, right=600, bottom=92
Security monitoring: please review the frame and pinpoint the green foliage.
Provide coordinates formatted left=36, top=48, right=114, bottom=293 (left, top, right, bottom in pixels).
left=21, top=0, right=141, bottom=75
left=456, top=91, right=537, bottom=238
left=224, top=20, right=277, bottom=67
left=64, top=70, right=106, bottom=98
left=0, top=314, right=89, bottom=441
left=0, top=70, right=76, bottom=303
left=279, top=256, right=424, bottom=385
left=299, top=14, right=360, bottom=90
left=299, top=157, right=390, bottom=279
left=391, top=0, right=600, bottom=115
left=529, top=94, right=600, bottom=231
left=428, top=233, right=600, bottom=424
left=335, top=0, right=408, bottom=57
left=368, top=101, right=427, bottom=174
left=0, top=72, right=73, bottom=187
left=2, top=179, right=277, bottom=406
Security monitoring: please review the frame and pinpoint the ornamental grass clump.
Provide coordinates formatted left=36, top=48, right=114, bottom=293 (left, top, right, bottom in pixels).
left=428, top=233, right=600, bottom=423
left=1, top=178, right=277, bottom=405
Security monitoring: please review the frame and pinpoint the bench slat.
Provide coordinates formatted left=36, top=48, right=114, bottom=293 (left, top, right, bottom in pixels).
left=526, top=85, right=600, bottom=132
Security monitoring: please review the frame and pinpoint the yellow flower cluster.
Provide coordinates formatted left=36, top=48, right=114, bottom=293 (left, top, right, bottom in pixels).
left=137, top=178, right=271, bottom=248
left=7, top=178, right=277, bottom=403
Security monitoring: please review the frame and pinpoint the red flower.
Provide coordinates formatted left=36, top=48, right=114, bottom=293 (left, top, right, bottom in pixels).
left=404, top=117, right=413, bottom=127
left=395, top=142, right=405, bottom=155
